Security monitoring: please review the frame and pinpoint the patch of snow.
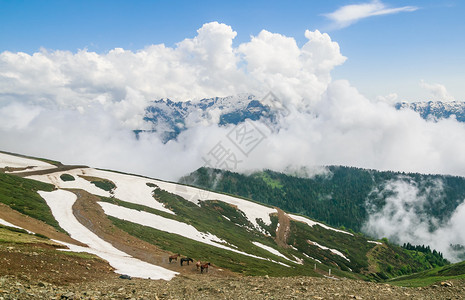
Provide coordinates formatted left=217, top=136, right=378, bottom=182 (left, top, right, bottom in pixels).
left=292, top=255, right=304, bottom=265
left=252, top=242, right=291, bottom=261
left=0, top=152, right=56, bottom=173
left=38, top=189, right=178, bottom=280
left=153, top=181, right=277, bottom=229
left=27, top=168, right=174, bottom=215
left=99, top=201, right=228, bottom=246
left=252, top=242, right=304, bottom=265
left=99, top=202, right=289, bottom=267
left=307, top=240, right=350, bottom=261
left=368, top=240, right=382, bottom=245
left=0, top=218, right=19, bottom=228
left=303, top=253, right=323, bottom=264
left=0, top=218, right=33, bottom=234
left=288, top=214, right=353, bottom=236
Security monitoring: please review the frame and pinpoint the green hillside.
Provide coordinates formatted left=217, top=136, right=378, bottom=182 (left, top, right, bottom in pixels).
left=0, top=172, right=62, bottom=232
left=0, top=152, right=459, bottom=282
left=389, top=261, right=465, bottom=287
left=180, top=167, right=465, bottom=234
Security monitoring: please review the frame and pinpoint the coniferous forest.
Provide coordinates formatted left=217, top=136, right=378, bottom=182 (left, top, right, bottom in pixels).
left=180, top=166, right=465, bottom=233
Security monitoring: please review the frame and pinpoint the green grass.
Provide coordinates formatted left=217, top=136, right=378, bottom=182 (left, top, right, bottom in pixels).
left=100, top=188, right=347, bottom=276
left=100, top=187, right=440, bottom=280
left=109, top=216, right=321, bottom=277
left=0, top=173, right=64, bottom=232
left=0, top=226, right=56, bottom=245
left=60, top=173, right=75, bottom=181
left=256, top=172, right=283, bottom=189
left=389, top=261, right=465, bottom=287
left=79, top=175, right=115, bottom=192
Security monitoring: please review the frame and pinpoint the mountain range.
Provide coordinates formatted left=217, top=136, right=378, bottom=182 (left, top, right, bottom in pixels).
left=138, top=94, right=275, bottom=142
left=138, top=95, right=465, bottom=143
left=395, top=101, right=465, bottom=122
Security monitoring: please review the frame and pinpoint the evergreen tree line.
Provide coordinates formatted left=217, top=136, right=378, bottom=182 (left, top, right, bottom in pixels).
left=402, top=243, right=449, bottom=267
left=180, top=166, right=465, bottom=234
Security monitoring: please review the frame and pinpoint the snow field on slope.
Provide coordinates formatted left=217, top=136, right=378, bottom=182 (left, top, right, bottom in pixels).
left=98, top=202, right=228, bottom=246
left=99, top=202, right=290, bottom=267
left=26, top=165, right=276, bottom=230
left=81, top=168, right=175, bottom=215
left=252, top=241, right=298, bottom=264
left=27, top=168, right=173, bottom=215
left=38, top=189, right=178, bottom=280
left=307, top=240, right=350, bottom=261
left=152, top=180, right=277, bottom=229
left=288, top=214, right=353, bottom=236
left=0, top=152, right=56, bottom=172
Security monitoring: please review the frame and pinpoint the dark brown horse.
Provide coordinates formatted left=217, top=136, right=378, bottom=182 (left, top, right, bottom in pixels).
left=200, top=262, right=211, bottom=273
left=180, top=257, right=194, bottom=266
left=169, top=253, right=181, bottom=263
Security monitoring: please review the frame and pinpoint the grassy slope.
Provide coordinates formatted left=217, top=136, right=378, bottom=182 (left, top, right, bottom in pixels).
left=100, top=185, right=422, bottom=279
left=389, top=261, right=465, bottom=287
left=0, top=172, right=63, bottom=232
left=0, top=151, right=459, bottom=281
left=180, top=167, right=465, bottom=233
left=101, top=188, right=325, bottom=277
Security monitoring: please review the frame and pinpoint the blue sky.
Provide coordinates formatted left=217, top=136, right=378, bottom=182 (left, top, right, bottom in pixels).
left=1, top=0, right=464, bottom=100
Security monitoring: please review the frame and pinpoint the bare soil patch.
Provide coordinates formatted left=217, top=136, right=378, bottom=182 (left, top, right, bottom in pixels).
left=0, top=202, right=84, bottom=246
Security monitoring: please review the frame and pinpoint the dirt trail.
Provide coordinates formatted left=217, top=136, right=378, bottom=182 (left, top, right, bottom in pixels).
left=275, top=207, right=291, bottom=248
left=0, top=202, right=85, bottom=246
left=70, top=189, right=235, bottom=277
left=13, top=165, right=89, bottom=178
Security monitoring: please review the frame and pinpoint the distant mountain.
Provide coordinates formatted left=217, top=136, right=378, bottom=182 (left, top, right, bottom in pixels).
left=140, top=95, right=465, bottom=143
left=395, top=101, right=465, bottom=122
left=138, top=94, right=275, bottom=142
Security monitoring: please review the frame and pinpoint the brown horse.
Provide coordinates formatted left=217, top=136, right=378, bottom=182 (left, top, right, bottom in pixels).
left=169, top=253, right=181, bottom=263
left=200, top=262, right=211, bottom=274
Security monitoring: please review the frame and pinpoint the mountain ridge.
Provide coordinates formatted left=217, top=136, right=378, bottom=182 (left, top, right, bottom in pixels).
left=0, top=150, right=450, bottom=282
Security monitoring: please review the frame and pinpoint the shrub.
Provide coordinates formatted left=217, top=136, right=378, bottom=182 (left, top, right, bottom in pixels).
left=60, top=174, right=75, bottom=181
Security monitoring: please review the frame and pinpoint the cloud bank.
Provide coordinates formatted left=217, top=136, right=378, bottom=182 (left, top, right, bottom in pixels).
left=1, top=21, right=465, bottom=183
left=324, top=0, right=418, bottom=29
left=363, top=178, right=465, bottom=262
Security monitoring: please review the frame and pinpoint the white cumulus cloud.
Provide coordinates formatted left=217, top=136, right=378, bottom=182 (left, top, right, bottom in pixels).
left=420, top=80, right=456, bottom=101
left=1, top=21, right=465, bottom=182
